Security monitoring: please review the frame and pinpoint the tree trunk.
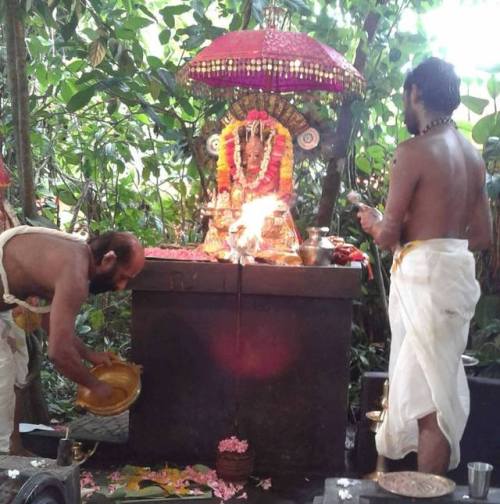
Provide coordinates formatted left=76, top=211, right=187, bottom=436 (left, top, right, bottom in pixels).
left=5, top=0, right=37, bottom=220
left=316, top=9, right=382, bottom=227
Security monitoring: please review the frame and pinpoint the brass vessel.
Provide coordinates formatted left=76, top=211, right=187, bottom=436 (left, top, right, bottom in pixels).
left=364, top=379, right=389, bottom=482
left=75, top=361, right=142, bottom=416
left=298, top=227, right=334, bottom=266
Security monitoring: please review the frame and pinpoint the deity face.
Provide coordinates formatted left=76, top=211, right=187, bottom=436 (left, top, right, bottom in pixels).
left=244, top=136, right=264, bottom=172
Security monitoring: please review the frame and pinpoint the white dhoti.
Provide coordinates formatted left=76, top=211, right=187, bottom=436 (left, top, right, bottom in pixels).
left=375, top=239, right=480, bottom=470
left=0, top=311, right=29, bottom=453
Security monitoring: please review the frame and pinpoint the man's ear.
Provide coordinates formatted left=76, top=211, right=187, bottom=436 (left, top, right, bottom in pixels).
left=410, top=84, right=421, bottom=106
left=100, top=250, right=117, bottom=272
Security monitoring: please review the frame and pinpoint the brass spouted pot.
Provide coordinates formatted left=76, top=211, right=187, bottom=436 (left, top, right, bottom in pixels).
left=298, top=227, right=334, bottom=266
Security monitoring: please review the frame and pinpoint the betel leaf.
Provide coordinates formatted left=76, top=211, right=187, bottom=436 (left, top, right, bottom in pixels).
left=66, top=85, right=96, bottom=112
left=461, top=95, right=489, bottom=115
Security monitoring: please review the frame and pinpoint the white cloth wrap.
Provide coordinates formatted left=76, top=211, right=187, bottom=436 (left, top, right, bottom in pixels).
left=375, top=239, right=480, bottom=470
left=0, top=310, right=29, bottom=452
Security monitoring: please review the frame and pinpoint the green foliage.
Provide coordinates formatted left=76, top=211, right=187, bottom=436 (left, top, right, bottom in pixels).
left=469, top=318, right=500, bottom=378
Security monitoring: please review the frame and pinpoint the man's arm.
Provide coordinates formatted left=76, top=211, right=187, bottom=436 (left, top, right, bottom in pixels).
left=47, top=279, right=104, bottom=391
left=43, top=312, right=118, bottom=366
left=359, top=144, right=419, bottom=250
left=466, top=164, right=492, bottom=251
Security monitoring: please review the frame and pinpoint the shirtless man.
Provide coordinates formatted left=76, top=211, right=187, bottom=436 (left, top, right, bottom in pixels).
left=0, top=226, right=145, bottom=454
left=358, top=57, right=492, bottom=474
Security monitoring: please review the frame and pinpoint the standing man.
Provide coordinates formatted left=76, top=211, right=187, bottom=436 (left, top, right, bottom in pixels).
left=358, top=57, right=492, bottom=475
left=0, top=226, right=145, bottom=454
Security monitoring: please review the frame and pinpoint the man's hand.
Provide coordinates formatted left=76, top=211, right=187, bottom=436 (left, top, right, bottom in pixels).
left=87, top=351, right=121, bottom=367
left=89, top=381, right=114, bottom=401
left=357, top=205, right=383, bottom=235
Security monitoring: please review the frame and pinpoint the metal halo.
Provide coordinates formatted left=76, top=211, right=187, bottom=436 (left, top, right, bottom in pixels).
left=297, top=127, right=320, bottom=150
left=206, top=133, right=221, bottom=156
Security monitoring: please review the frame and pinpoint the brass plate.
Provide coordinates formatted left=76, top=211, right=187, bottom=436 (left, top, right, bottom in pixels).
left=75, top=361, right=141, bottom=416
left=378, top=471, right=455, bottom=498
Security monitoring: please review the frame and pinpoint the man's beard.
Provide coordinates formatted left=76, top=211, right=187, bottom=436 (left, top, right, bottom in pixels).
left=89, top=268, right=117, bottom=294
left=404, top=107, right=420, bottom=136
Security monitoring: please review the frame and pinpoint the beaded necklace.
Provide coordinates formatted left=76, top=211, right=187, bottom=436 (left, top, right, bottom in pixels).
left=420, top=116, right=457, bottom=135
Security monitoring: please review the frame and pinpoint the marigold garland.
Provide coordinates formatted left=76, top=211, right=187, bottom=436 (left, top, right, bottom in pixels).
left=216, top=111, right=293, bottom=196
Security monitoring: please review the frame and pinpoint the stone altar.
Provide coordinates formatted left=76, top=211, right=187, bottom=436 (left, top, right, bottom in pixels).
left=129, top=260, right=360, bottom=476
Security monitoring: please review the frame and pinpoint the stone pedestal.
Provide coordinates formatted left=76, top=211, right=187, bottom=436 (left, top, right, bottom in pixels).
left=129, top=260, right=360, bottom=476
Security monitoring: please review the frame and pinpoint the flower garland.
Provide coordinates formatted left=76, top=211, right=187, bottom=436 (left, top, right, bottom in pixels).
left=216, top=110, right=293, bottom=196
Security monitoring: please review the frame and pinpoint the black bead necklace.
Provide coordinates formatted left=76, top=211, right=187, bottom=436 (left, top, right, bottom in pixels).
left=420, top=116, right=457, bottom=135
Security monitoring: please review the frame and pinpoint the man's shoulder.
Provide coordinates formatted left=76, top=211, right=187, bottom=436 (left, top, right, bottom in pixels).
left=392, top=136, right=425, bottom=171
left=396, top=135, right=425, bottom=154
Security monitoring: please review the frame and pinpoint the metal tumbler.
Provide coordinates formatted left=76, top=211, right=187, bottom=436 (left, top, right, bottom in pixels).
left=468, top=461, right=493, bottom=499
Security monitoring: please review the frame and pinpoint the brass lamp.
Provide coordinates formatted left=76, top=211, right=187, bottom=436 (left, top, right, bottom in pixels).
left=364, top=379, right=389, bottom=481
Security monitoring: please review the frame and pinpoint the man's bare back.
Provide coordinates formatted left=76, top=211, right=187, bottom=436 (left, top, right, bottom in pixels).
left=360, top=124, right=490, bottom=252
left=0, top=233, right=89, bottom=312
left=398, top=126, right=485, bottom=244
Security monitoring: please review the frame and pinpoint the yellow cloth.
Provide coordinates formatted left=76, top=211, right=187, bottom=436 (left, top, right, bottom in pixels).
left=376, top=239, right=480, bottom=470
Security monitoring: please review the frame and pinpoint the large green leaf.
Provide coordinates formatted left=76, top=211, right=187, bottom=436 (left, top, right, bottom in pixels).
left=356, top=155, right=371, bottom=174
left=472, top=113, right=500, bottom=144
left=461, top=95, right=489, bottom=115
left=487, top=76, right=500, bottom=100
left=123, top=16, right=153, bottom=30
left=66, top=85, right=96, bottom=112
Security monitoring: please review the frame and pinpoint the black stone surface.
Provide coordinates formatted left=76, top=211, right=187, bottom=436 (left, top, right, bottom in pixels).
left=129, top=260, right=360, bottom=476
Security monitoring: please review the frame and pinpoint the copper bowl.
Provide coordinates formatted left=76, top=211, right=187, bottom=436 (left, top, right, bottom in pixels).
left=75, top=361, right=142, bottom=416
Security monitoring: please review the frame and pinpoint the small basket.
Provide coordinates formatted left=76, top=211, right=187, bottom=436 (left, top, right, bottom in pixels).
left=216, top=449, right=254, bottom=483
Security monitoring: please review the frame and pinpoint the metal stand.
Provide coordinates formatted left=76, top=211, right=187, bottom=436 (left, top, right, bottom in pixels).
left=364, top=379, right=389, bottom=482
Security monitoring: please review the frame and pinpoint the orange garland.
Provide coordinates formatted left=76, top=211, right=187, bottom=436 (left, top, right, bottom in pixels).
left=216, top=115, right=293, bottom=196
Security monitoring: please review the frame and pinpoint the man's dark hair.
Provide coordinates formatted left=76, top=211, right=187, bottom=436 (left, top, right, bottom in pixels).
left=88, top=232, right=135, bottom=266
left=403, top=57, right=461, bottom=115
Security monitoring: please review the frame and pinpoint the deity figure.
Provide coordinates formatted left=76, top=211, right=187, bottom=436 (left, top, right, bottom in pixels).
left=202, top=110, right=301, bottom=262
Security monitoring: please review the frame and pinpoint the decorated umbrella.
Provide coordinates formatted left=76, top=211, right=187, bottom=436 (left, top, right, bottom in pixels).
left=178, top=7, right=365, bottom=103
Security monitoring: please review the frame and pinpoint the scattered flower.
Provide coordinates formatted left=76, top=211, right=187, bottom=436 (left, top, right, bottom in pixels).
left=337, top=478, right=353, bottom=488
left=8, top=469, right=20, bottom=479
left=107, top=483, right=120, bottom=494
left=237, top=492, right=248, bottom=499
left=218, top=436, right=249, bottom=454
left=30, top=460, right=46, bottom=468
left=108, top=470, right=123, bottom=482
left=338, top=489, right=353, bottom=500
left=257, top=478, right=272, bottom=490
left=80, top=470, right=100, bottom=498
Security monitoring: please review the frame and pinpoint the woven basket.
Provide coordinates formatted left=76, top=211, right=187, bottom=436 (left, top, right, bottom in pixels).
left=215, top=449, right=254, bottom=483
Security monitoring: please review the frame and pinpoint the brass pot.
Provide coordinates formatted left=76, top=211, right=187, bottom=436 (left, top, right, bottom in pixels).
left=298, top=227, right=334, bottom=266
left=75, top=361, right=142, bottom=416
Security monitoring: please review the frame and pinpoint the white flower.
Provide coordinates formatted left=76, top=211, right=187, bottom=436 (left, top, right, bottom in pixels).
left=338, top=489, right=352, bottom=500
left=337, top=478, right=353, bottom=488
left=8, top=469, right=20, bottom=479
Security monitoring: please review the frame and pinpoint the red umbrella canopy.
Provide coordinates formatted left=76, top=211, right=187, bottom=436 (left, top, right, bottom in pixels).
left=0, top=155, right=11, bottom=188
left=178, top=29, right=365, bottom=100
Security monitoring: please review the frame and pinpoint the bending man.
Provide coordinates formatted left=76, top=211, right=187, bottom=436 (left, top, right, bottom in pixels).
left=358, top=57, right=492, bottom=474
left=0, top=225, right=145, bottom=454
